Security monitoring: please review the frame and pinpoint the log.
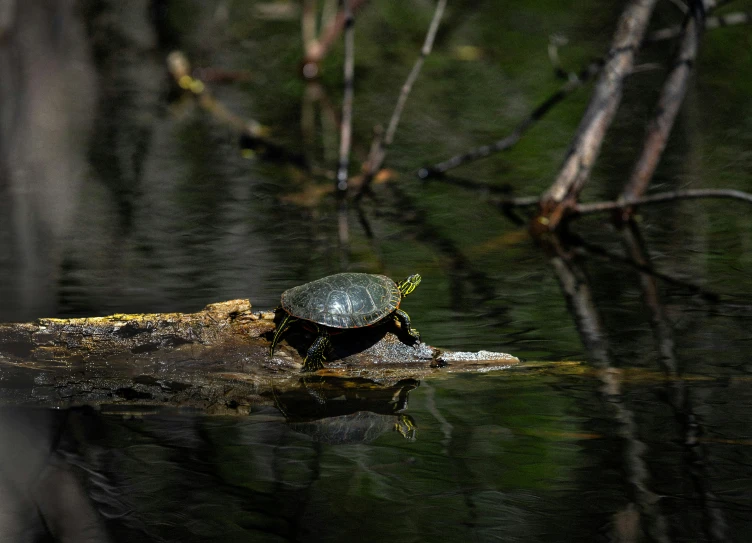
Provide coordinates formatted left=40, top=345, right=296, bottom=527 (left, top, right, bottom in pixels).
left=0, top=300, right=519, bottom=413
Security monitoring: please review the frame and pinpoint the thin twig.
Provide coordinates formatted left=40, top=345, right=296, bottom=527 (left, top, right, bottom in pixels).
left=321, top=0, right=338, bottom=34
left=620, top=3, right=705, bottom=202
left=385, top=0, right=446, bottom=147
left=338, top=197, right=350, bottom=265
left=304, top=0, right=367, bottom=66
left=420, top=0, right=735, bottom=179
left=418, top=58, right=603, bottom=179
left=336, top=0, right=355, bottom=192
left=547, top=34, right=572, bottom=80
left=667, top=0, right=690, bottom=15
left=646, top=11, right=752, bottom=42
left=357, top=0, right=447, bottom=198
left=418, top=173, right=527, bottom=195
left=575, top=189, right=752, bottom=215
left=491, top=195, right=541, bottom=207
left=490, top=189, right=752, bottom=214
left=538, top=0, right=658, bottom=230
left=302, top=0, right=318, bottom=54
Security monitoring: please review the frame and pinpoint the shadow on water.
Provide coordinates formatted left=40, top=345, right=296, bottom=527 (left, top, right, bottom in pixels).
left=2, top=0, right=752, bottom=542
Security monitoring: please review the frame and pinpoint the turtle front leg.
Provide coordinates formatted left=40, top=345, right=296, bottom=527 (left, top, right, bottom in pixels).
left=303, top=325, right=330, bottom=372
left=394, top=309, right=420, bottom=343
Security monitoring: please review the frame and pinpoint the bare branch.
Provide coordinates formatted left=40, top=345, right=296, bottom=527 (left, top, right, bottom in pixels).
left=547, top=34, right=571, bottom=79
left=620, top=6, right=704, bottom=201
left=647, top=11, right=752, bottom=42
left=302, top=0, right=318, bottom=53
left=418, top=0, right=741, bottom=186
left=418, top=59, right=602, bottom=179
left=303, top=0, right=367, bottom=67
left=385, top=0, right=446, bottom=146
left=336, top=0, right=355, bottom=192
left=420, top=1, right=741, bottom=179
left=357, top=0, right=447, bottom=198
left=491, top=195, right=541, bottom=207
left=575, top=189, right=752, bottom=215
left=497, top=188, right=752, bottom=219
left=539, top=0, right=658, bottom=229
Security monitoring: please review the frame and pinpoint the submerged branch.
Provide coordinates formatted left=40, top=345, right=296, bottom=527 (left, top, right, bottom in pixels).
left=167, top=51, right=310, bottom=170
left=167, top=51, right=266, bottom=138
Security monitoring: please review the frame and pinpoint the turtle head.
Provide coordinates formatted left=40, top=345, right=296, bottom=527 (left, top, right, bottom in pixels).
left=397, top=273, right=421, bottom=297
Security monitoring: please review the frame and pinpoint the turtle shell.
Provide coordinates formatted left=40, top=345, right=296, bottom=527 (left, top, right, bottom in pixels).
left=281, top=273, right=401, bottom=328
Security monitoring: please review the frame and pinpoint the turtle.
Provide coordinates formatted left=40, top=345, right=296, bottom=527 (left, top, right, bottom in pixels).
left=269, top=272, right=422, bottom=372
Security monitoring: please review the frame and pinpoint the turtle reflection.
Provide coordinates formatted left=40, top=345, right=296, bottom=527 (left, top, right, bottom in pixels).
left=272, top=376, right=419, bottom=443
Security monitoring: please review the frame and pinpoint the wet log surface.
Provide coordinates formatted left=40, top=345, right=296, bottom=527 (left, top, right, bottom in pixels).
left=0, top=300, right=519, bottom=413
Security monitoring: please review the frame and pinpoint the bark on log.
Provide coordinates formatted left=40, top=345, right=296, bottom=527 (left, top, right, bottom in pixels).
left=0, top=300, right=519, bottom=413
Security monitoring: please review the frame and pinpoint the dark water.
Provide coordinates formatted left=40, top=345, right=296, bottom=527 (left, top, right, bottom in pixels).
left=2, top=1, right=752, bottom=541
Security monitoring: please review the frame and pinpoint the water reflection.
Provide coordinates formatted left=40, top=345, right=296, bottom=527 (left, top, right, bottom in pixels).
left=0, top=0, right=96, bottom=320
left=0, top=408, right=111, bottom=542
left=5, top=359, right=750, bottom=542
left=545, top=223, right=739, bottom=542
left=274, top=376, right=419, bottom=443
left=0, top=376, right=419, bottom=542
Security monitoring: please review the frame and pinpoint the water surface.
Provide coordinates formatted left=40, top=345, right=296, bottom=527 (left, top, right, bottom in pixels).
left=1, top=1, right=752, bottom=541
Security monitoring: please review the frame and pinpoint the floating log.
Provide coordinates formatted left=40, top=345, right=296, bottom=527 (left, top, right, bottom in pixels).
left=0, top=300, right=519, bottom=413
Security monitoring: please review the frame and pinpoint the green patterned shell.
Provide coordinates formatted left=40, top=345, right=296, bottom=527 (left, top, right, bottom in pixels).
left=281, top=273, right=402, bottom=328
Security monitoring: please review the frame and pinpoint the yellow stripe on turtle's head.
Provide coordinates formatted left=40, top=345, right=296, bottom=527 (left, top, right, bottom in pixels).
left=397, top=273, right=421, bottom=297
